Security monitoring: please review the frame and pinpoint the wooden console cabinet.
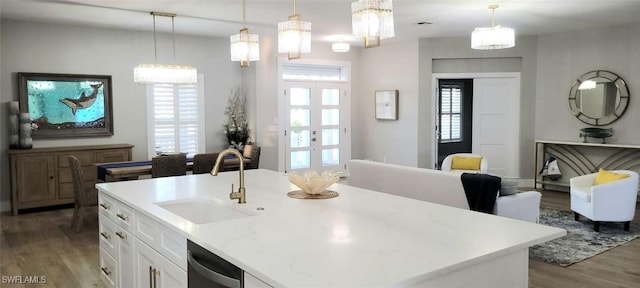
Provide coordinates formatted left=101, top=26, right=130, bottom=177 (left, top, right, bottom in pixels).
left=8, top=144, right=134, bottom=215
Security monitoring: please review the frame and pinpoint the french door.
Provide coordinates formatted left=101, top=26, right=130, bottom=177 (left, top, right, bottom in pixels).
left=284, top=81, right=349, bottom=174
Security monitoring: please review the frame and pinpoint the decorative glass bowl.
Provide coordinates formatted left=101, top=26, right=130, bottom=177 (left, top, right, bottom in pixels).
left=288, top=170, right=339, bottom=195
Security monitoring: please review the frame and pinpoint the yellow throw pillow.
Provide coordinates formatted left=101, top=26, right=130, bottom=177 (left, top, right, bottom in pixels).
left=451, top=156, right=482, bottom=171
left=593, top=168, right=629, bottom=185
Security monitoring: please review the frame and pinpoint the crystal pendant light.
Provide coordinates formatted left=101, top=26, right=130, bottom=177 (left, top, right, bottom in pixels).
left=134, top=12, right=197, bottom=84
left=471, top=4, right=515, bottom=50
left=351, top=0, right=395, bottom=48
left=278, top=0, right=311, bottom=60
left=230, top=0, right=260, bottom=67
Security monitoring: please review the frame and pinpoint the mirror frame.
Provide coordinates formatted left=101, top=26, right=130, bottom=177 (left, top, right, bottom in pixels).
left=568, top=70, right=630, bottom=126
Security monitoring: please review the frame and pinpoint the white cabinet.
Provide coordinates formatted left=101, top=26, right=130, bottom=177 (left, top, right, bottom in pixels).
left=244, top=272, right=273, bottom=288
left=98, top=195, right=135, bottom=288
left=99, top=192, right=186, bottom=288
left=135, top=239, right=187, bottom=288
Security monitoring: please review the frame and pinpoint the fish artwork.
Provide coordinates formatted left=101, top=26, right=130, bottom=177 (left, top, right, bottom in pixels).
left=59, top=83, right=103, bottom=115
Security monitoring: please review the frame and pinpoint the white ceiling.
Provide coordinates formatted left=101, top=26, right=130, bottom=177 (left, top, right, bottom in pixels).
left=2, top=0, right=640, bottom=45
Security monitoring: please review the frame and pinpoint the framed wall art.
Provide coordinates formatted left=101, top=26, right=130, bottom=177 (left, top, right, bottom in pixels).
left=375, top=90, right=398, bottom=120
left=18, top=72, right=114, bottom=138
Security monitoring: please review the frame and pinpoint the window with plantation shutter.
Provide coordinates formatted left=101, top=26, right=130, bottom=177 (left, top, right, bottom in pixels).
left=146, top=75, right=205, bottom=158
left=439, top=84, right=462, bottom=142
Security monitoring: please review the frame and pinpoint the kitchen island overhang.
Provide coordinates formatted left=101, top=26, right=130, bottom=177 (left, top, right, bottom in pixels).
left=96, top=169, right=565, bottom=287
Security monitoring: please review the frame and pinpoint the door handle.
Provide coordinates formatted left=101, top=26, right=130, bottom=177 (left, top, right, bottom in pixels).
left=311, top=137, right=317, bottom=142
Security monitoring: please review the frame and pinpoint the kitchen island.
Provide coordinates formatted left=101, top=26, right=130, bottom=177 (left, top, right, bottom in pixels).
left=96, top=169, right=565, bottom=287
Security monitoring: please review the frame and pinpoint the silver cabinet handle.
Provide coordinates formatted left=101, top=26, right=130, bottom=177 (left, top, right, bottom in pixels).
left=149, top=266, right=153, bottom=288
left=115, top=231, right=126, bottom=239
left=100, top=203, right=110, bottom=210
left=116, top=213, right=129, bottom=221
left=101, top=267, right=111, bottom=276
left=100, top=232, right=110, bottom=240
left=153, top=268, right=158, bottom=288
left=187, top=251, right=241, bottom=288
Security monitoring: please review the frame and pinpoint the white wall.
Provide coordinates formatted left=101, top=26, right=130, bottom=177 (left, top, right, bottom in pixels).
left=252, top=27, right=361, bottom=170
left=535, top=22, right=640, bottom=144
left=0, top=20, right=242, bottom=210
left=418, top=36, right=539, bottom=178
left=353, top=40, right=420, bottom=166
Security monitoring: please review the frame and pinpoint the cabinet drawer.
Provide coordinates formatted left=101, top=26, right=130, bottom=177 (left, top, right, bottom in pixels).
left=58, top=167, right=96, bottom=184
left=96, top=149, right=130, bottom=163
left=244, top=272, right=273, bottom=288
left=114, top=202, right=135, bottom=232
left=99, top=193, right=116, bottom=220
left=135, top=211, right=157, bottom=248
left=158, top=224, right=187, bottom=269
left=58, top=152, right=95, bottom=168
left=58, top=183, right=75, bottom=200
left=99, top=248, right=117, bottom=288
left=99, top=215, right=117, bottom=257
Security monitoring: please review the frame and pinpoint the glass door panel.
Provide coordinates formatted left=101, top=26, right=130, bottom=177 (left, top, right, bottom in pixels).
left=285, top=82, right=347, bottom=173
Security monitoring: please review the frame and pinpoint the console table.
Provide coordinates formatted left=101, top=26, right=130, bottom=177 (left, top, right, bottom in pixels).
left=8, top=144, right=133, bottom=215
left=534, top=140, right=640, bottom=192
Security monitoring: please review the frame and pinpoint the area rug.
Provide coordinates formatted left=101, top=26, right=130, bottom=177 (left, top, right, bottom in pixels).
left=529, top=208, right=640, bottom=266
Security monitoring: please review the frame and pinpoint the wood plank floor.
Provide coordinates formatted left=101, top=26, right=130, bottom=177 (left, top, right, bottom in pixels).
left=0, top=191, right=638, bottom=287
left=0, top=205, right=105, bottom=288
left=529, top=190, right=640, bottom=288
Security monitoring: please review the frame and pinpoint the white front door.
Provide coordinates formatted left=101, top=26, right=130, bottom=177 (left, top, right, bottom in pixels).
left=284, top=81, right=349, bottom=174
left=472, top=77, right=520, bottom=177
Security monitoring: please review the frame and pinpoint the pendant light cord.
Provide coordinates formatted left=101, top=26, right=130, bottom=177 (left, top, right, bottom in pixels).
left=242, top=0, right=246, bottom=28
left=489, top=4, right=499, bottom=28
left=152, top=14, right=158, bottom=63
left=293, top=0, right=297, bottom=14
left=172, top=16, right=176, bottom=63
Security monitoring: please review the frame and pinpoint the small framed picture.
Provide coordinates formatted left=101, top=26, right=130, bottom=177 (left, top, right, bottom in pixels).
left=375, top=90, right=398, bottom=120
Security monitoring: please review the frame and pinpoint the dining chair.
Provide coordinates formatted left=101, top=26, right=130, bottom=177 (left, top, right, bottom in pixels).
left=193, top=153, right=223, bottom=174
left=245, top=145, right=261, bottom=170
left=69, top=155, right=98, bottom=233
left=151, top=154, right=187, bottom=178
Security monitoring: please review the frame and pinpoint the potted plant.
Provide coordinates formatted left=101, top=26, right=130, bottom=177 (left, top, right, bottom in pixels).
left=223, top=87, right=250, bottom=152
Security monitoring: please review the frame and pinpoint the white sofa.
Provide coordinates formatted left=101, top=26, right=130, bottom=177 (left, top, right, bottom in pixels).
left=347, top=160, right=542, bottom=223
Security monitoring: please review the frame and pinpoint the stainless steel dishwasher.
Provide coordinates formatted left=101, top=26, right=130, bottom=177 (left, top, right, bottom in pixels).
left=187, top=239, right=244, bottom=288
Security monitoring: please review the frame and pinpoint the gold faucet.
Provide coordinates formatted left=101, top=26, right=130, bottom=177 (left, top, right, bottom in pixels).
left=210, top=148, right=246, bottom=204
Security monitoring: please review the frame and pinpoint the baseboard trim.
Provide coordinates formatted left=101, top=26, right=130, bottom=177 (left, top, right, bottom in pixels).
left=517, top=178, right=534, bottom=188
left=1, top=201, right=11, bottom=212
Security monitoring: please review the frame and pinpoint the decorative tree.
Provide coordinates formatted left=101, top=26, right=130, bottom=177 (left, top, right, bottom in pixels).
left=223, top=87, right=250, bottom=152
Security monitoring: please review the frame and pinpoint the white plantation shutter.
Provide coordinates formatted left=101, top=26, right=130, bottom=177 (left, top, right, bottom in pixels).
left=147, top=75, right=205, bottom=158
left=440, top=85, right=462, bottom=142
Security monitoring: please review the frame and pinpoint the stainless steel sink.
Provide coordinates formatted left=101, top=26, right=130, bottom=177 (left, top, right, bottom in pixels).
left=155, top=197, right=256, bottom=224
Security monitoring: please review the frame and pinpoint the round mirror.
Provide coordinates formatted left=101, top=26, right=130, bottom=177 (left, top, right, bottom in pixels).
left=569, top=70, right=630, bottom=126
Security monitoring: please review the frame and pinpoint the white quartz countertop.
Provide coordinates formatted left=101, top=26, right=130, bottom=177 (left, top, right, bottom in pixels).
left=96, top=169, right=565, bottom=287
